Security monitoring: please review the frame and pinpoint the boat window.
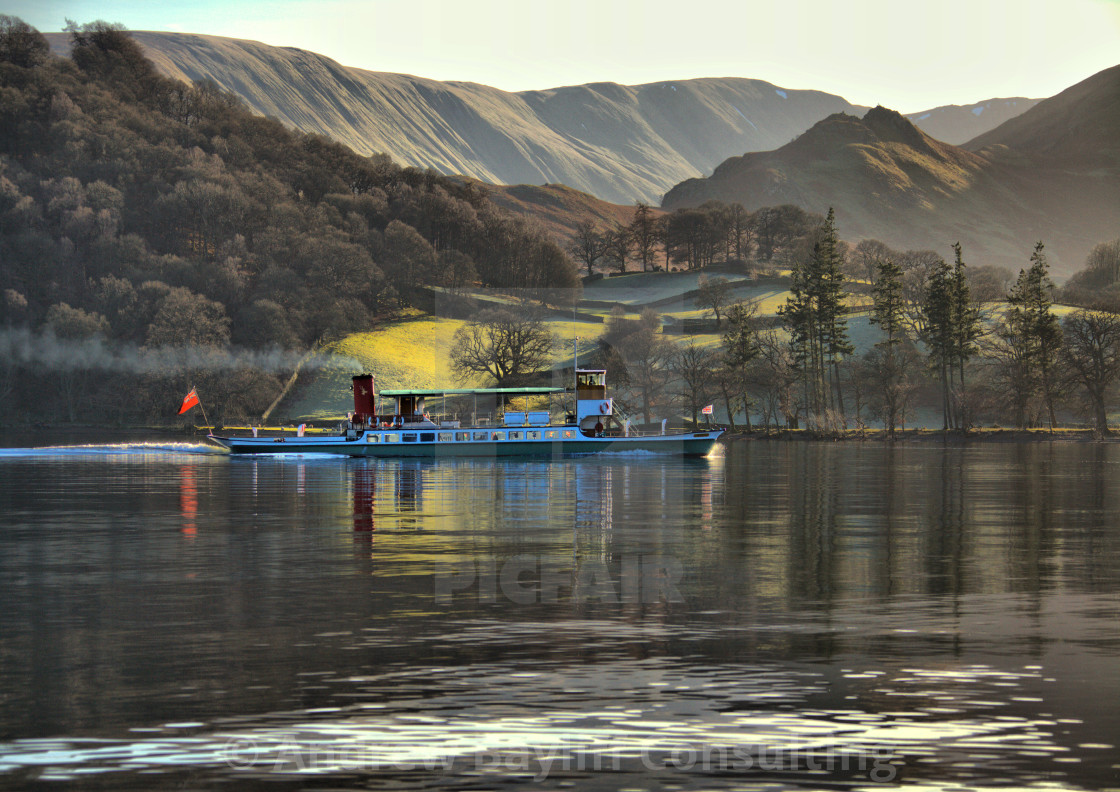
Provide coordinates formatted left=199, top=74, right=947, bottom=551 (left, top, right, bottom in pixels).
left=420, top=433, right=435, bottom=442
left=438, top=432, right=453, bottom=442
left=402, top=433, right=418, bottom=442
left=491, top=431, right=505, bottom=441
left=545, top=430, right=559, bottom=439
left=473, top=431, right=489, bottom=441
left=527, top=431, right=541, bottom=440
left=384, top=433, right=400, bottom=443
left=563, top=430, right=574, bottom=439
left=456, top=432, right=470, bottom=441
left=366, top=434, right=380, bottom=443
left=508, top=431, right=522, bottom=441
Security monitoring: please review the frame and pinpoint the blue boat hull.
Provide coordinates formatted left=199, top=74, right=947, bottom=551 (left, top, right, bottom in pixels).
left=210, top=431, right=722, bottom=458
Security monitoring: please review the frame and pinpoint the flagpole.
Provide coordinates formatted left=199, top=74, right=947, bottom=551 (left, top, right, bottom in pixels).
left=573, top=337, right=579, bottom=420
left=193, top=386, right=213, bottom=436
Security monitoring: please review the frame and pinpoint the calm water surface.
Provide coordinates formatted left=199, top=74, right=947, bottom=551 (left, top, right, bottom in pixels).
left=0, top=438, right=1118, bottom=790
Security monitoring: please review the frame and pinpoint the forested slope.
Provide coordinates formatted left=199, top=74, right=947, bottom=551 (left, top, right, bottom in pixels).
left=0, top=20, right=578, bottom=423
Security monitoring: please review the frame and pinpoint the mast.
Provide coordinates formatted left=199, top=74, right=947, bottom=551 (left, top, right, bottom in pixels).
left=573, top=337, right=579, bottom=417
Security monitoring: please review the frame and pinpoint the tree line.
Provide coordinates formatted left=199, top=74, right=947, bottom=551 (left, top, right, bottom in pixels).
left=568, top=200, right=823, bottom=275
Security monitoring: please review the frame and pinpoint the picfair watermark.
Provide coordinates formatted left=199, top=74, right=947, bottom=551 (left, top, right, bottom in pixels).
left=433, top=554, right=684, bottom=605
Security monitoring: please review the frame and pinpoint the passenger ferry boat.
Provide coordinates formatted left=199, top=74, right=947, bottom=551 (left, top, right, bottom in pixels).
left=209, top=370, right=722, bottom=457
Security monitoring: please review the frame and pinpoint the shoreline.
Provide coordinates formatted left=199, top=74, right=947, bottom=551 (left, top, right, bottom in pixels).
left=720, top=427, right=1117, bottom=443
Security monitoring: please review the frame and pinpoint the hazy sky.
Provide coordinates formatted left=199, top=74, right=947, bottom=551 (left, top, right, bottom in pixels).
left=9, top=0, right=1120, bottom=112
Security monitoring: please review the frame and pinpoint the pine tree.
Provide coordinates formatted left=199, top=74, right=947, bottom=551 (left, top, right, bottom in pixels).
left=779, top=208, right=851, bottom=427
left=948, top=243, right=981, bottom=426
left=818, top=209, right=853, bottom=417
left=870, top=256, right=907, bottom=435
left=922, top=256, right=955, bottom=428
left=1004, top=242, right=1062, bottom=429
left=779, top=248, right=821, bottom=419
left=722, top=300, right=762, bottom=428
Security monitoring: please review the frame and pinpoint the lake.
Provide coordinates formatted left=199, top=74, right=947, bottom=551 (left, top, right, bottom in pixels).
left=0, top=438, right=1118, bottom=790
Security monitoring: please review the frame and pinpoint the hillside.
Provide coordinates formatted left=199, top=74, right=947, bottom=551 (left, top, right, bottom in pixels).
left=479, top=182, right=649, bottom=246
left=662, top=85, right=1120, bottom=277
left=964, top=64, right=1120, bottom=167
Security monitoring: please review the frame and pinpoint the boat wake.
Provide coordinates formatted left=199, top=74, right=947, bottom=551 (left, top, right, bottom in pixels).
left=0, top=442, right=225, bottom=458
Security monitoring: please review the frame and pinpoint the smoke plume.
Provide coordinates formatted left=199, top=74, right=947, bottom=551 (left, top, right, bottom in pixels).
left=0, top=328, right=362, bottom=375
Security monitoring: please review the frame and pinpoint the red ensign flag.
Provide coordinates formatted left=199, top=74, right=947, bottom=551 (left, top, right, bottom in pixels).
left=178, top=389, right=200, bottom=415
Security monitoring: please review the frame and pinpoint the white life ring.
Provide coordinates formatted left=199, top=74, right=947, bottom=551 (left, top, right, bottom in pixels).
left=599, top=401, right=610, bottom=414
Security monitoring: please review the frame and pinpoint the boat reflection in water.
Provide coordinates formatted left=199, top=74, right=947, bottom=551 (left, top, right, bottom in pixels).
left=222, top=454, right=722, bottom=572
left=352, top=463, right=375, bottom=534
left=179, top=464, right=198, bottom=539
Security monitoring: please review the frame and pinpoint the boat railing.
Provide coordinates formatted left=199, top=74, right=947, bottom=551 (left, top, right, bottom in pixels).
left=364, top=412, right=563, bottom=430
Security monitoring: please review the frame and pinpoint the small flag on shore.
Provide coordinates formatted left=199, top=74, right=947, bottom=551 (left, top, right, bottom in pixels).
left=701, top=404, right=714, bottom=415
left=178, top=388, right=200, bottom=415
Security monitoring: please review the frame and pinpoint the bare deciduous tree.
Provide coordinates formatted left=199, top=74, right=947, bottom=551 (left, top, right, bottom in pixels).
left=847, top=238, right=896, bottom=284
left=607, top=309, right=671, bottom=423
left=602, top=225, right=631, bottom=274
left=695, top=274, right=733, bottom=328
left=1062, top=309, right=1120, bottom=437
left=569, top=220, right=605, bottom=277
left=669, top=339, right=718, bottom=427
left=449, top=308, right=555, bottom=387
left=628, top=203, right=660, bottom=272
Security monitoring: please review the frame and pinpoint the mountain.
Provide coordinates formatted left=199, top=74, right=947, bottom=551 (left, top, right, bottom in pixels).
left=663, top=107, right=1024, bottom=262
left=662, top=66, right=1120, bottom=278
left=905, top=98, right=1041, bottom=145
left=47, top=32, right=862, bottom=205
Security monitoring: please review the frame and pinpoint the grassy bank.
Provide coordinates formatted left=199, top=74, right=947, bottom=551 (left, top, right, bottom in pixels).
left=722, top=427, right=1115, bottom=443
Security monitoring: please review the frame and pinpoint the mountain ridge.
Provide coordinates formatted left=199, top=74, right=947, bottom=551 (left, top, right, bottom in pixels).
left=45, top=31, right=1031, bottom=206
left=45, top=31, right=863, bottom=204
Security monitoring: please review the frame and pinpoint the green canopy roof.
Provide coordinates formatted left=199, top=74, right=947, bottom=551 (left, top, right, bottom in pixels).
left=379, top=386, right=566, bottom=397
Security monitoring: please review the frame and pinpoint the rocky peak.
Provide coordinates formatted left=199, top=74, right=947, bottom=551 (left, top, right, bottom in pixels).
left=862, top=105, right=934, bottom=151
